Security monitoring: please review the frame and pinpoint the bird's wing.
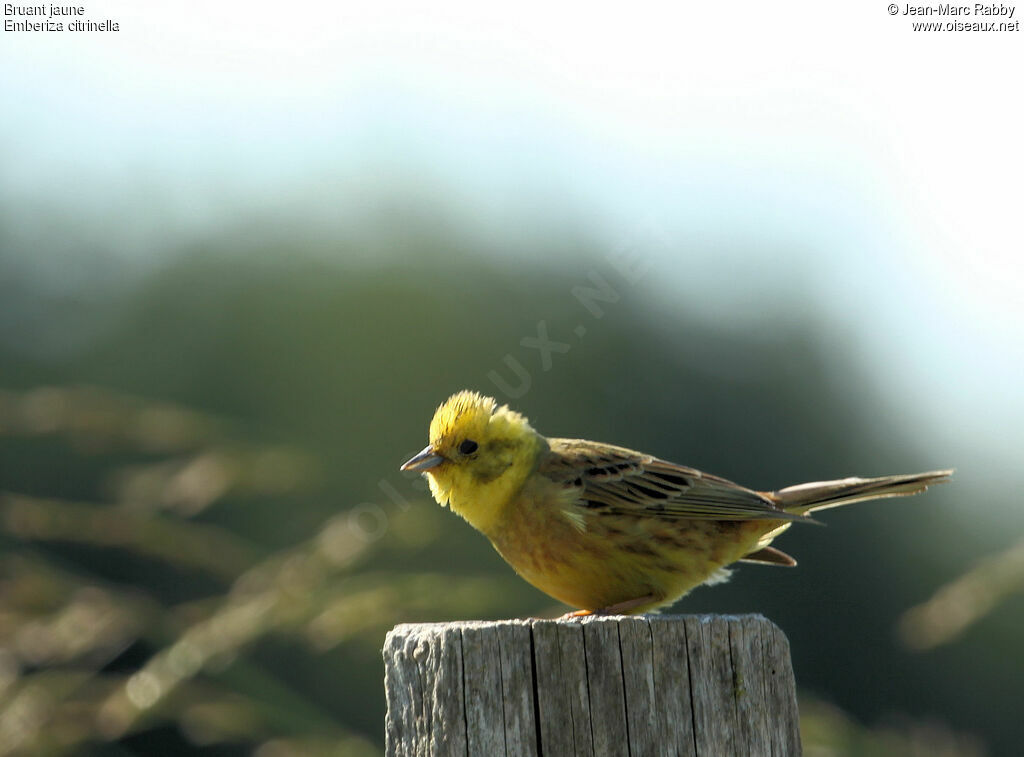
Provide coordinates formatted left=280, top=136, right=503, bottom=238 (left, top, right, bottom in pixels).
left=540, top=439, right=807, bottom=522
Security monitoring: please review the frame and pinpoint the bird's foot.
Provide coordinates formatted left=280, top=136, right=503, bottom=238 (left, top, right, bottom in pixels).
left=558, top=594, right=658, bottom=619
left=559, top=609, right=595, bottom=619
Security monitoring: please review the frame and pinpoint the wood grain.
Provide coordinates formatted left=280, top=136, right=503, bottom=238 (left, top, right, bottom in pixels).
left=384, top=615, right=800, bottom=756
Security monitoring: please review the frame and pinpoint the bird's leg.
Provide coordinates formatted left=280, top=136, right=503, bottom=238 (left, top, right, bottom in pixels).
left=559, top=594, right=659, bottom=619
left=560, top=609, right=595, bottom=619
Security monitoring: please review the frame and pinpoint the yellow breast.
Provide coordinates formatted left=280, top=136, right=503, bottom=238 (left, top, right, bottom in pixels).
left=487, top=478, right=777, bottom=612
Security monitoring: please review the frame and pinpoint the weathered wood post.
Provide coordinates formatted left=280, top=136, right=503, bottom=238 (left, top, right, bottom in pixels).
left=384, top=614, right=800, bottom=756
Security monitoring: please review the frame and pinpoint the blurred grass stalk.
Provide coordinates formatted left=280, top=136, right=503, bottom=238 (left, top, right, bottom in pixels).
left=0, top=384, right=512, bottom=755
left=800, top=692, right=985, bottom=757
left=0, top=381, right=1008, bottom=753
left=899, top=536, right=1024, bottom=651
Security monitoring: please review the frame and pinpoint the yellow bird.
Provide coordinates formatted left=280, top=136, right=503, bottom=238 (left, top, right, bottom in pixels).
left=401, top=390, right=952, bottom=615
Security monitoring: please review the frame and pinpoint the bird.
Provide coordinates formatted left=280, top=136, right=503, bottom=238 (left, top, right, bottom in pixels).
left=400, top=390, right=952, bottom=615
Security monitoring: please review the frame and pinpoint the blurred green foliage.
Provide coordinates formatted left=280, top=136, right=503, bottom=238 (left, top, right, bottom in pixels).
left=0, top=217, right=1019, bottom=755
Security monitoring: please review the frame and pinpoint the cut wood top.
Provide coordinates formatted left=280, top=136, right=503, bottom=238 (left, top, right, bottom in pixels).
left=384, top=614, right=801, bottom=757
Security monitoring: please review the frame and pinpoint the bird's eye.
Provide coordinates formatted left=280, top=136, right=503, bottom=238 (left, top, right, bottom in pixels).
left=459, top=439, right=478, bottom=455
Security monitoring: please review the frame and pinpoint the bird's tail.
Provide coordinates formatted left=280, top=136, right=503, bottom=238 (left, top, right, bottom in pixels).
left=772, top=469, right=953, bottom=516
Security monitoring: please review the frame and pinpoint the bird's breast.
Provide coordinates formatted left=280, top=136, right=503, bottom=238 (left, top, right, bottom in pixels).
left=488, top=483, right=772, bottom=611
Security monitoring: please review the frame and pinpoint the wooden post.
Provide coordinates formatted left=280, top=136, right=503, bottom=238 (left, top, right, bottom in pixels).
left=384, top=614, right=800, bottom=756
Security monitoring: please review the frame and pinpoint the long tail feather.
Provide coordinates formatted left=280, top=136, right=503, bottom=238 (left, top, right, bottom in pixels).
left=772, top=469, right=953, bottom=515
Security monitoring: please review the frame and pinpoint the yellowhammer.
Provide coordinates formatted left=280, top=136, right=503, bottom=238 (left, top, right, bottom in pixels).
left=401, top=390, right=951, bottom=615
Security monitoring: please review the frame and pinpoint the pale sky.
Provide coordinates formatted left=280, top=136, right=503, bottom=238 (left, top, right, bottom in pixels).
left=2, top=1, right=1022, bottom=495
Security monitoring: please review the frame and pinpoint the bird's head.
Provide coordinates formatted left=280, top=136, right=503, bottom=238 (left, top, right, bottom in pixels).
left=401, top=390, right=546, bottom=533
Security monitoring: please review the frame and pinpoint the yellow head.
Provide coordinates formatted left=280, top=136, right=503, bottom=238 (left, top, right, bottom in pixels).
left=401, top=390, right=547, bottom=534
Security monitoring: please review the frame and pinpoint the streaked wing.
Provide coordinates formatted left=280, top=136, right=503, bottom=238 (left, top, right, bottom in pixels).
left=541, top=438, right=805, bottom=522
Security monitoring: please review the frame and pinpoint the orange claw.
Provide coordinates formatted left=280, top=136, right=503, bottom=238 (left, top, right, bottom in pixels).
left=559, top=609, right=595, bottom=619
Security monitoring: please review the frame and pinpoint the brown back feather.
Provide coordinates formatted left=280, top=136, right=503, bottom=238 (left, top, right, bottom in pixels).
left=540, top=439, right=808, bottom=523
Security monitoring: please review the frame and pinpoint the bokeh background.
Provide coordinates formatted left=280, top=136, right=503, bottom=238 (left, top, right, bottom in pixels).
left=2, top=2, right=1022, bottom=755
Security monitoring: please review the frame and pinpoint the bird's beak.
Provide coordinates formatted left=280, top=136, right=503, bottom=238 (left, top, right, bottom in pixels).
left=400, top=445, right=444, bottom=472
